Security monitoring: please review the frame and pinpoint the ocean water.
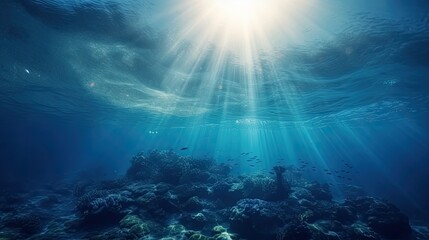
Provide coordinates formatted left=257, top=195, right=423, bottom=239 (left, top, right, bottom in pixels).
left=1, top=0, right=429, bottom=239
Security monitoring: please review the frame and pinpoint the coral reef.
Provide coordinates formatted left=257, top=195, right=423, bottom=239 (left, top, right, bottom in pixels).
left=0, top=150, right=425, bottom=240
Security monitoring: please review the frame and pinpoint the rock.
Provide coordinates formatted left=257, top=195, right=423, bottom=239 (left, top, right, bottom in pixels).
left=136, top=192, right=157, bottom=206
left=38, top=195, right=61, bottom=207
left=272, top=166, right=292, bottom=200
left=367, top=213, right=411, bottom=239
left=190, top=212, right=207, bottom=229
left=333, top=206, right=356, bottom=224
left=188, top=233, right=210, bottom=240
left=119, top=215, right=150, bottom=238
left=212, top=225, right=227, bottom=233
left=130, top=223, right=150, bottom=237
left=166, top=224, right=186, bottom=236
left=181, top=212, right=208, bottom=230
left=229, top=199, right=288, bottom=238
left=76, top=190, right=131, bottom=227
left=306, top=182, right=332, bottom=201
left=291, top=187, right=314, bottom=201
left=126, top=150, right=217, bottom=185
left=345, top=197, right=412, bottom=238
left=211, top=180, right=243, bottom=205
left=119, top=215, right=142, bottom=229
left=175, top=184, right=210, bottom=201
left=282, top=221, right=313, bottom=240
left=316, top=220, right=344, bottom=232
left=3, top=214, right=42, bottom=235
left=182, top=196, right=205, bottom=211
left=213, top=231, right=235, bottom=240
left=348, top=223, right=380, bottom=240
left=298, top=199, right=314, bottom=208
left=242, top=175, right=276, bottom=200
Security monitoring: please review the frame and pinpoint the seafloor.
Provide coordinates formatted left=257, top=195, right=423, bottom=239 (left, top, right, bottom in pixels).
left=0, top=150, right=428, bottom=240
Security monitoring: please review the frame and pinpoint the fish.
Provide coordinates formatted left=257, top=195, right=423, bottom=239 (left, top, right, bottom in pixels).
left=180, top=147, right=189, bottom=150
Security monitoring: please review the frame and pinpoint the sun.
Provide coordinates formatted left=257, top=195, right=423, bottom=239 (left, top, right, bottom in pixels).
left=212, top=0, right=266, bottom=25
left=164, top=0, right=314, bottom=62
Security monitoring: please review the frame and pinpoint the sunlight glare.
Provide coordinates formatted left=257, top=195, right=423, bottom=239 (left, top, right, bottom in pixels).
left=212, top=0, right=266, bottom=25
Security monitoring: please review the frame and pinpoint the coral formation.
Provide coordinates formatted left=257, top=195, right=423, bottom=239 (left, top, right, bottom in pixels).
left=0, top=150, right=423, bottom=240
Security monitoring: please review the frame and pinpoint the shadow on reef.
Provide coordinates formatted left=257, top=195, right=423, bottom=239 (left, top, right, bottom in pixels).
left=0, top=150, right=426, bottom=239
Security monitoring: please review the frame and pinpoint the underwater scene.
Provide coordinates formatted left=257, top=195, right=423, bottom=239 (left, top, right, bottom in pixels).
left=1, top=0, right=429, bottom=239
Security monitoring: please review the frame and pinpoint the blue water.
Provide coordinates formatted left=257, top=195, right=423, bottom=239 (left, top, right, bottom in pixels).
left=1, top=0, right=429, bottom=236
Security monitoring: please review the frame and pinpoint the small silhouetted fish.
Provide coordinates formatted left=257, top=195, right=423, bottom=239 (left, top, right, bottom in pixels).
left=326, top=173, right=332, bottom=175
left=250, top=165, right=255, bottom=167
left=180, top=147, right=189, bottom=150
left=247, top=159, right=253, bottom=162
left=269, top=171, right=274, bottom=174
left=347, top=178, right=352, bottom=181
left=234, top=163, right=239, bottom=165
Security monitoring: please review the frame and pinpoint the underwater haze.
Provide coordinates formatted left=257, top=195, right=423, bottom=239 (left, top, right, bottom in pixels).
left=1, top=0, right=429, bottom=239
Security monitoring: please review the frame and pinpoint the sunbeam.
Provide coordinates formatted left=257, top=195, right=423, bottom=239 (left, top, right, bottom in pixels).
left=152, top=0, right=321, bottom=124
